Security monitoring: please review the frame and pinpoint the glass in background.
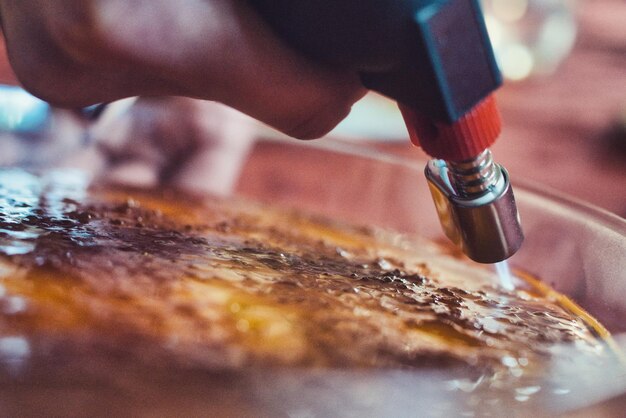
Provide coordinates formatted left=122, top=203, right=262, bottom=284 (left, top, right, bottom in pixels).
left=482, top=0, right=578, bottom=81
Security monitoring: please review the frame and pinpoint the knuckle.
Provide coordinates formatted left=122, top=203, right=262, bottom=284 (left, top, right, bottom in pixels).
left=45, top=1, right=108, bottom=62
left=282, top=107, right=348, bottom=140
left=281, top=89, right=363, bottom=140
left=4, top=1, right=133, bottom=107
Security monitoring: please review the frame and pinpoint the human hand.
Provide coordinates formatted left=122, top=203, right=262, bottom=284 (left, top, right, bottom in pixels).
left=0, top=0, right=366, bottom=139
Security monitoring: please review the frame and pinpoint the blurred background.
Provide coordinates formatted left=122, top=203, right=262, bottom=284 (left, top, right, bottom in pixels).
left=0, top=0, right=625, bottom=216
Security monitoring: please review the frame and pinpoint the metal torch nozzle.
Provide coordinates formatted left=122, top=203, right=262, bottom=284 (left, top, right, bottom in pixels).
left=400, top=96, right=524, bottom=263
left=425, top=149, right=523, bottom=263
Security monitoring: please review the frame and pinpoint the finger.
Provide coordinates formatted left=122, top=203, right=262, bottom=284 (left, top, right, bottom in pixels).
left=2, top=0, right=367, bottom=139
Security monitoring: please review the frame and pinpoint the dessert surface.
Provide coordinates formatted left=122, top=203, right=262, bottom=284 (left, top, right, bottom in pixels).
left=0, top=169, right=614, bottom=416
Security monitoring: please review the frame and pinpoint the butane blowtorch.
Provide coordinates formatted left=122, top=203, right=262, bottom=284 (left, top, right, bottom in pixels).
left=249, top=0, right=524, bottom=263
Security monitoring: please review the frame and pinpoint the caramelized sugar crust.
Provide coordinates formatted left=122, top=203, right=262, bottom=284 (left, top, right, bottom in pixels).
left=0, top=169, right=605, bottom=377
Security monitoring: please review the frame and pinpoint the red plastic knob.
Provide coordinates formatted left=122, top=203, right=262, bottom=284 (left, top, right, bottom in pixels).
left=399, top=95, right=501, bottom=162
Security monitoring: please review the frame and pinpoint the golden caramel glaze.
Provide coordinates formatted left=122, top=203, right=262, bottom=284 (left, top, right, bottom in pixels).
left=0, top=169, right=614, bottom=416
